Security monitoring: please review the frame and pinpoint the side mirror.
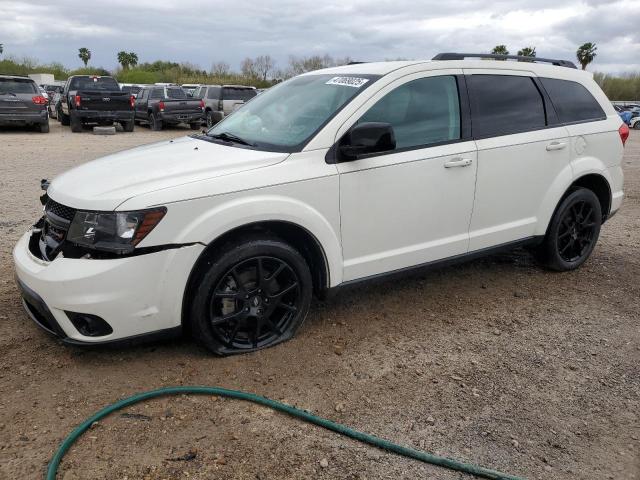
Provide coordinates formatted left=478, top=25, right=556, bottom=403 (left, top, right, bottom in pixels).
left=338, top=122, right=396, bottom=161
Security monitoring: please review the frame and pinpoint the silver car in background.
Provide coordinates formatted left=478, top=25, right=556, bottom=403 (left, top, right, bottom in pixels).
left=193, top=84, right=257, bottom=127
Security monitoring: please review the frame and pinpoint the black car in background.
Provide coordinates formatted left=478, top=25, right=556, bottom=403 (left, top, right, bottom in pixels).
left=59, top=75, right=135, bottom=132
left=134, top=86, right=204, bottom=130
left=0, top=75, right=49, bottom=133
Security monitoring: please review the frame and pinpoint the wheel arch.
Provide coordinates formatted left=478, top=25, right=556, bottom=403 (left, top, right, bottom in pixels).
left=537, top=166, right=613, bottom=237
left=181, top=220, right=332, bottom=329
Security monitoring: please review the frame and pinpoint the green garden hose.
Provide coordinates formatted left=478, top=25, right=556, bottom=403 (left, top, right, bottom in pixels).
left=46, top=385, right=525, bottom=480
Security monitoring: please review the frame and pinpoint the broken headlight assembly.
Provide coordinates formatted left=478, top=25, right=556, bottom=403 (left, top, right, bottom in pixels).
left=66, top=208, right=167, bottom=254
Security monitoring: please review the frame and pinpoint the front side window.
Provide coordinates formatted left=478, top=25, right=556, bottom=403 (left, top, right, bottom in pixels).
left=540, top=78, right=605, bottom=124
left=357, top=75, right=461, bottom=150
left=206, top=74, right=379, bottom=152
left=469, top=75, right=546, bottom=138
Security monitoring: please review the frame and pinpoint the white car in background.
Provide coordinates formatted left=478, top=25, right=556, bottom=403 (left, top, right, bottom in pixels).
left=14, top=53, right=627, bottom=355
left=630, top=116, right=640, bottom=129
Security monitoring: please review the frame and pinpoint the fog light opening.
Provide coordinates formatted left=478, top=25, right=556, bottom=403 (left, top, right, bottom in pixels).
left=65, top=312, right=113, bottom=337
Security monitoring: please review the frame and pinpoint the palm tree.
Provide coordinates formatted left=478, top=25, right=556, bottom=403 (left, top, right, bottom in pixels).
left=0, top=44, right=4, bottom=57
left=491, top=45, right=509, bottom=56
left=517, top=46, right=536, bottom=58
left=128, top=52, right=138, bottom=68
left=78, top=47, right=91, bottom=67
left=117, top=51, right=130, bottom=69
left=576, top=42, right=597, bottom=70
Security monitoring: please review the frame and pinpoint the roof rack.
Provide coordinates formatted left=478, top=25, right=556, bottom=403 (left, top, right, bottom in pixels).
left=432, top=53, right=577, bottom=69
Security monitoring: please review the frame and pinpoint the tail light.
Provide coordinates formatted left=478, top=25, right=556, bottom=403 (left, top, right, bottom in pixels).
left=32, top=96, right=47, bottom=105
left=619, top=123, right=630, bottom=146
left=158, top=100, right=165, bottom=112
left=75, top=95, right=81, bottom=107
left=129, top=95, right=135, bottom=108
left=199, top=99, right=205, bottom=110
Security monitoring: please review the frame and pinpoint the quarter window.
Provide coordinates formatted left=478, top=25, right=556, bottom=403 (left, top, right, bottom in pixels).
left=358, top=76, right=461, bottom=150
left=540, top=78, right=606, bottom=124
left=469, top=75, right=546, bottom=137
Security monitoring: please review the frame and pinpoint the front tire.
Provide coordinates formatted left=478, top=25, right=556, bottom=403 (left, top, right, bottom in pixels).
left=189, top=236, right=313, bottom=355
left=633, top=122, right=640, bottom=130
left=536, top=188, right=602, bottom=271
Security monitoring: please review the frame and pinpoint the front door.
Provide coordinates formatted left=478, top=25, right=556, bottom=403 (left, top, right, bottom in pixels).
left=337, top=72, right=478, bottom=282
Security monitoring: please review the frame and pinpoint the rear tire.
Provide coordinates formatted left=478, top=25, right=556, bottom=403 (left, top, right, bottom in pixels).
left=70, top=114, right=82, bottom=133
left=189, top=122, right=200, bottom=130
left=121, top=120, right=134, bottom=132
left=59, top=108, right=69, bottom=126
left=634, top=122, right=640, bottom=130
left=150, top=113, right=163, bottom=131
left=205, top=110, right=215, bottom=128
left=536, top=188, right=602, bottom=271
left=39, top=121, right=49, bottom=133
left=189, top=235, right=313, bottom=356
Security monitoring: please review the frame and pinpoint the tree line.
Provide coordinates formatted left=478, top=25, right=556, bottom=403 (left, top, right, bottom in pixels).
left=0, top=42, right=636, bottom=100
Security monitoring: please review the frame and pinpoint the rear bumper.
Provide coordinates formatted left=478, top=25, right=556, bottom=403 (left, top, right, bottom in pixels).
left=73, top=110, right=134, bottom=122
left=0, top=111, right=47, bottom=125
left=160, top=111, right=203, bottom=123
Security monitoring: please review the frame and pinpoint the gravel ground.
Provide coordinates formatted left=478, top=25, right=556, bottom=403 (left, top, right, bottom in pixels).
left=0, top=121, right=638, bottom=480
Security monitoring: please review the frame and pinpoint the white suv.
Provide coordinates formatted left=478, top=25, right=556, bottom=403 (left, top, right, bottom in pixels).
left=14, top=53, right=629, bottom=355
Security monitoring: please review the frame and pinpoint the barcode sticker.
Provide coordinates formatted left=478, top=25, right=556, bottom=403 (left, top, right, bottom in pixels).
left=325, top=77, right=369, bottom=88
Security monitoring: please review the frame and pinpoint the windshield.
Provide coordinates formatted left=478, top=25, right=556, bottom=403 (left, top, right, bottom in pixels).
left=207, top=74, right=378, bottom=152
left=69, top=76, right=120, bottom=91
left=0, top=78, right=38, bottom=94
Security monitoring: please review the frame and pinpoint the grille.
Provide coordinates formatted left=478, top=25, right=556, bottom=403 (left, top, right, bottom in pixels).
left=45, top=199, right=76, bottom=222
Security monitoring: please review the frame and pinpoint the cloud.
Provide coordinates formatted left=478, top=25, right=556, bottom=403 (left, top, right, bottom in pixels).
left=0, top=0, right=637, bottom=74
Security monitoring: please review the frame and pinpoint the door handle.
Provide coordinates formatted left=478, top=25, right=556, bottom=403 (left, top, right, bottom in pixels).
left=444, top=157, right=473, bottom=168
left=546, top=141, right=567, bottom=151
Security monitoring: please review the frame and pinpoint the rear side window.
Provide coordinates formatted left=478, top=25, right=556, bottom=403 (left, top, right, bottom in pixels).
left=0, top=78, right=38, bottom=94
left=221, top=87, right=256, bottom=101
left=150, top=89, right=163, bottom=99
left=540, top=78, right=605, bottom=124
left=469, top=75, right=546, bottom=137
left=358, top=75, right=461, bottom=150
left=207, top=87, right=221, bottom=100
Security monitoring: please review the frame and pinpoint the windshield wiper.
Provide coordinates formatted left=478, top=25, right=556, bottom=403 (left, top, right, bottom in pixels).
left=208, top=131, right=254, bottom=146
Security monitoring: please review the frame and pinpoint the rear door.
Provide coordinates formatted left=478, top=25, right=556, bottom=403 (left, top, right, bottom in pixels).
left=465, top=70, right=571, bottom=251
left=0, top=77, right=40, bottom=115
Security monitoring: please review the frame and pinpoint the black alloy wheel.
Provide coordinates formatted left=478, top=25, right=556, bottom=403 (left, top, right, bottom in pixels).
left=190, top=236, right=313, bottom=355
left=536, top=187, right=602, bottom=271
left=556, top=200, right=598, bottom=262
left=210, top=256, right=302, bottom=350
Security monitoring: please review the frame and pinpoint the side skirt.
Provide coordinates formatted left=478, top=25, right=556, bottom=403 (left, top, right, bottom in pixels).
left=330, top=236, right=544, bottom=292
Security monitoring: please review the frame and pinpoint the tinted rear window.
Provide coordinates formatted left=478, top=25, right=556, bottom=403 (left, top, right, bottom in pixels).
left=540, top=78, right=605, bottom=124
left=469, top=75, right=546, bottom=138
left=166, top=88, right=187, bottom=99
left=0, top=78, right=38, bottom=94
left=69, top=76, right=120, bottom=91
left=222, top=87, right=256, bottom=101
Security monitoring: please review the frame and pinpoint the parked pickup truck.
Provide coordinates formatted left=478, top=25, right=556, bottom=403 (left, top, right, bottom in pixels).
left=134, top=86, right=204, bottom=131
left=59, top=75, right=135, bottom=133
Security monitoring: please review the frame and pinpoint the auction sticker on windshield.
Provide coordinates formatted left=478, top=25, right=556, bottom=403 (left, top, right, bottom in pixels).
left=325, top=77, right=369, bottom=88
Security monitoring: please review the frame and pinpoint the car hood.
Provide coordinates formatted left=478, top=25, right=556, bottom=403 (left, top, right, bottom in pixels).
left=47, top=136, right=288, bottom=211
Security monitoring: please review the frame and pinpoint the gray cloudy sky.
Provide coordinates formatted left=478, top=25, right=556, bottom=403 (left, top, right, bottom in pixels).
left=2, top=0, right=639, bottom=74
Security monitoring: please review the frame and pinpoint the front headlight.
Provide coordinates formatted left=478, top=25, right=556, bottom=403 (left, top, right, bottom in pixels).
left=66, top=207, right=166, bottom=253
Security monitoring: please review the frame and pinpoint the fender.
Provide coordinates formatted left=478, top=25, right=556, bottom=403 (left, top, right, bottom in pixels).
left=174, top=194, right=343, bottom=287
left=534, top=155, right=612, bottom=236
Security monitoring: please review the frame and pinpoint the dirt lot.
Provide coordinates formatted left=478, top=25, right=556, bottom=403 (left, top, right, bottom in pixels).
left=0, top=121, right=638, bottom=480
